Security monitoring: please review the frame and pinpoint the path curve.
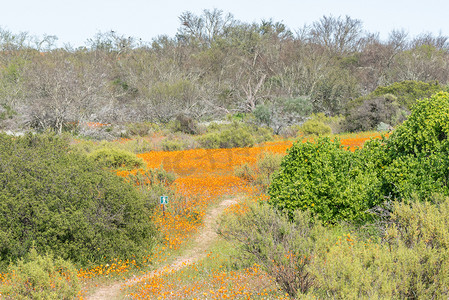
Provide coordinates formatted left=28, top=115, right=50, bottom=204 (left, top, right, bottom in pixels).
left=86, top=198, right=238, bottom=300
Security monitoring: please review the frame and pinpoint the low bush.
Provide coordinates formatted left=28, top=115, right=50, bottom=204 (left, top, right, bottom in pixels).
left=197, top=121, right=272, bottom=149
left=168, top=114, right=199, bottom=134
left=0, top=133, right=157, bottom=267
left=307, top=196, right=449, bottom=299
left=88, top=147, right=145, bottom=169
left=341, top=94, right=406, bottom=132
left=300, top=119, right=332, bottom=136
left=371, top=80, right=443, bottom=109
left=221, top=196, right=449, bottom=299
left=161, top=138, right=185, bottom=151
left=125, top=121, right=160, bottom=137
left=218, top=202, right=322, bottom=297
left=0, top=247, right=80, bottom=300
left=234, top=152, right=283, bottom=191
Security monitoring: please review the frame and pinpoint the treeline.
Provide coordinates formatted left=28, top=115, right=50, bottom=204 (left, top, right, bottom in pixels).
left=1, top=9, right=449, bottom=133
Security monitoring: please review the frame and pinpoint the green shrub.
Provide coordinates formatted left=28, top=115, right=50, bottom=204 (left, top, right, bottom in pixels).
left=300, top=119, right=332, bottom=136
left=161, top=138, right=185, bottom=151
left=218, top=203, right=322, bottom=297
left=307, top=196, right=449, bottom=299
left=387, top=91, right=449, bottom=156
left=299, top=113, right=344, bottom=136
left=197, top=126, right=255, bottom=149
left=197, top=121, right=272, bottom=149
left=0, top=133, right=157, bottom=266
left=341, top=95, right=405, bottom=132
left=0, top=248, right=80, bottom=300
left=269, top=93, right=449, bottom=222
left=88, top=147, right=145, bottom=169
left=371, top=80, right=443, bottom=109
left=125, top=122, right=160, bottom=137
left=234, top=152, right=283, bottom=191
left=269, top=138, right=383, bottom=223
left=169, top=114, right=198, bottom=134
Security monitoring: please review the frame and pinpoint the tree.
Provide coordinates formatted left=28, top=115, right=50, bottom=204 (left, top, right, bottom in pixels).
left=308, top=15, right=364, bottom=55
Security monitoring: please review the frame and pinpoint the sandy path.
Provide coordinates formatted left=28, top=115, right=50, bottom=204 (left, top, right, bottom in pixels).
left=86, top=198, right=238, bottom=300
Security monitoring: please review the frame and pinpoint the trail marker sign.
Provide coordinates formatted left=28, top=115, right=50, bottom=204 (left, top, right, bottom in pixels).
left=160, top=196, right=168, bottom=205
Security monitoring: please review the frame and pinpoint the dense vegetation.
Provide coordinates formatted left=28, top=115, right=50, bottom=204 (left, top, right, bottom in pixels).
left=0, top=133, right=157, bottom=268
left=269, top=92, right=449, bottom=223
left=1, top=10, right=449, bottom=136
left=1, top=8, right=449, bottom=299
left=218, top=92, right=449, bottom=299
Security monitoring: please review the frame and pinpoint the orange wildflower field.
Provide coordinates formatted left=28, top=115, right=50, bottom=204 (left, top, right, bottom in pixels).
left=77, top=132, right=385, bottom=299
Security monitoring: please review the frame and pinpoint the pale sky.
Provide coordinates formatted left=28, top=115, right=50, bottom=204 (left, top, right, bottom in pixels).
left=1, top=0, right=448, bottom=48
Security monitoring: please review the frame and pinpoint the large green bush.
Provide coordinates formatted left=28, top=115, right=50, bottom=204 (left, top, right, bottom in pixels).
left=269, top=92, right=449, bottom=222
left=269, top=138, right=383, bottom=223
left=0, top=133, right=157, bottom=267
left=299, top=119, right=332, bottom=136
left=387, top=91, right=449, bottom=156
left=379, top=92, right=449, bottom=200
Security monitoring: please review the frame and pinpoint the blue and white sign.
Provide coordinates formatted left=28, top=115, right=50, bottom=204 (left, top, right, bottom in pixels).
left=160, top=196, right=168, bottom=204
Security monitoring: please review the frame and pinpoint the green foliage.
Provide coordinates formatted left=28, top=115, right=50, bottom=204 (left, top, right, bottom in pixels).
left=234, top=152, right=283, bottom=191
left=88, top=147, right=145, bottom=169
left=0, top=104, right=16, bottom=122
left=269, top=138, right=383, bottom=223
left=197, top=121, right=272, bottom=149
left=371, top=80, right=443, bottom=109
left=218, top=203, right=322, bottom=297
left=343, top=80, right=444, bottom=133
left=161, top=138, right=185, bottom=151
left=301, top=120, right=331, bottom=136
left=0, top=133, right=157, bottom=266
left=0, top=247, right=80, bottom=300
left=270, top=92, right=449, bottom=222
left=125, top=122, right=160, bottom=137
left=388, top=91, right=449, bottom=156
left=342, top=95, right=405, bottom=132
left=300, top=113, right=344, bottom=136
left=151, top=79, right=195, bottom=101
left=253, top=104, right=271, bottom=126
left=222, top=196, right=449, bottom=299
left=300, top=119, right=332, bottom=136
left=306, top=196, right=449, bottom=299
left=168, top=115, right=199, bottom=134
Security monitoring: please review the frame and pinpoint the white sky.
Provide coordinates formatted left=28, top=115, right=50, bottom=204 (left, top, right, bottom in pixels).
left=1, top=0, right=448, bottom=48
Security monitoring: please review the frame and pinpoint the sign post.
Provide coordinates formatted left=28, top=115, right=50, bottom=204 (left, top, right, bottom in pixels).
left=160, top=196, right=168, bottom=216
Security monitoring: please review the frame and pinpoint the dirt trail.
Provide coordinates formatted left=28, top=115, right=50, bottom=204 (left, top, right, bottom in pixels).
left=86, top=198, right=238, bottom=300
